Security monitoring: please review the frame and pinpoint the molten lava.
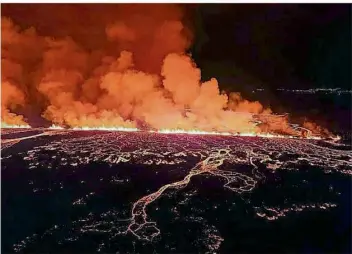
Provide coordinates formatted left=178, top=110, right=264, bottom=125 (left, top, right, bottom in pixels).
left=1, top=123, right=31, bottom=129
left=44, top=124, right=332, bottom=140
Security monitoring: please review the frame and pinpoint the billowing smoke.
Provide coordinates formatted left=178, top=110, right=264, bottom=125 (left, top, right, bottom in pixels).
left=1, top=81, right=27, bottom=126
left=302, top=120, right=331, bottom=136
left=1, top=17, right=42, bottom=126
left=0, top=5, right=329, bottom=136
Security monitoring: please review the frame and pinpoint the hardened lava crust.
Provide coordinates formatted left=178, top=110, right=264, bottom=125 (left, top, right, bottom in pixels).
left=1, top=128, right=351, bottom=253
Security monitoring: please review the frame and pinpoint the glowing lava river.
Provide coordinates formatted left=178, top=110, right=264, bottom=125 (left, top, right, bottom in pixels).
left=1, top=128, right=351, bottom=253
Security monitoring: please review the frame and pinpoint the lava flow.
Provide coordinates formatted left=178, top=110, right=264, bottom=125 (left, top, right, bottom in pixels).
left=1, top=123, right=31, bottom=129
left=1, top=124, right=328, bottom=140
left=2, top=128, right=350, bottom=251
left=124, top=148, right=257, bottom=241
left=1, top=122, right=339, bottom=141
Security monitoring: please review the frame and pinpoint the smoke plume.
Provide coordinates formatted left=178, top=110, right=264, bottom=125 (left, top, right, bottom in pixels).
left=1, top=4, right=329, bottom=136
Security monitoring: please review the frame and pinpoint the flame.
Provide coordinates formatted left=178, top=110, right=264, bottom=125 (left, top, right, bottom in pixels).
left=1, top=122, right=31, bottom=129
left=72, top=126, right=139, bottom=132
left=2, top=123, right=340, bottom=141
left=45, top=124, right=327, bottom=140
left=48, top=124, right=138, bottom=132
left=48, top=124, right=65, bottom=130
left=153, top=128, right=323, bottom=140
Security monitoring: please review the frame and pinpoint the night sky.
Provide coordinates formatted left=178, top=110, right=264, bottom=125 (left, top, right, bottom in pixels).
left=190, top=4, right=351, bottom=91
left=2, top=4, right=351, bottom=92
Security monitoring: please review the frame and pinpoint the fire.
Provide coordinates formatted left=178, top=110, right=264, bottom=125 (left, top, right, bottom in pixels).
left=152, top=128, right=323, bottom=140
left=48, top=124, right=138, bottom=132
left=153, top=129, right=233, bottom=136
left=1, top=122, right=31, bottom=129
left=48, top=124, right=65, bottom=130
left=45, top=124, right=328, bottom=140
left=72, top=126, right=139, bottom=132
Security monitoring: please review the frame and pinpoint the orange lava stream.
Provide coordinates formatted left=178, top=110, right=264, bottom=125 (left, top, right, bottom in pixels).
left=125, top=150, right=229, bottom=241
left=2, top=124, right=340, bottom=141
left=153, top=129, right=322, bottom=140
left=1, top=130, right=64, bottom=150
left=47, top=125, right=327, bottom=140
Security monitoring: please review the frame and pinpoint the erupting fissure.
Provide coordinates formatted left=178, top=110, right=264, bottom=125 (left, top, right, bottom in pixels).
left=1, top=124, right=338, bottom=140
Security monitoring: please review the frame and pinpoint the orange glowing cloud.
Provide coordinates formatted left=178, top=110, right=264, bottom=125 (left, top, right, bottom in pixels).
left=0, top=5, right=333, bottom=138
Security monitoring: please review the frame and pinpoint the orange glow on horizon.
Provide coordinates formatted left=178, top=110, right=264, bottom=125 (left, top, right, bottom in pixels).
left=0, top=123, right=340, bottom=141
left=43, top=124, right=334, bottom=140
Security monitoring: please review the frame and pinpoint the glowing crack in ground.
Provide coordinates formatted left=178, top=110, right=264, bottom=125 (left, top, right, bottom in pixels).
left=1, top=128, right=351, bottom=253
